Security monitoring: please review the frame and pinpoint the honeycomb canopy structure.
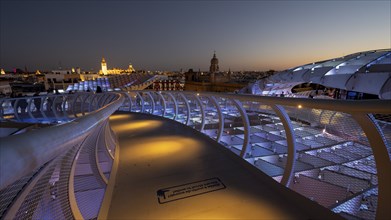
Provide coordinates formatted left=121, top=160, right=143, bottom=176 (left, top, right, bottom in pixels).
left=248, top=49, right=391, bottom=99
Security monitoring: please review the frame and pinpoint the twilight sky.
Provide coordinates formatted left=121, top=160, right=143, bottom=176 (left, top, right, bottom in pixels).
left=1, top=0, right=390, bottom=72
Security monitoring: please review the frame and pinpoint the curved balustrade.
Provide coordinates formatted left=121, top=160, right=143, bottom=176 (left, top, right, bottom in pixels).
left=119, top=90, right=391, bottom=220
left=0, top=91, right=390, bottom=220
left=0, top=92, right=119, bottom=123
left=0, top=93, right=123, bottom=219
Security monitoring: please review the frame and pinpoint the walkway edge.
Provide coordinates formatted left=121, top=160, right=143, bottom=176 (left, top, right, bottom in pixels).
left=97, top=121, right=120, bottom=220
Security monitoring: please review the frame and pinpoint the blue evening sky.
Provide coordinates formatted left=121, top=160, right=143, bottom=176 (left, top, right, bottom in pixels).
left=1, top=0, right=390, bottom=72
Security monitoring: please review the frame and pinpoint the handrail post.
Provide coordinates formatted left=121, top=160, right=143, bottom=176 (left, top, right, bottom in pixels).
left=27, top=98, right=35, bottom=120
left=88, top=94, right=95, bottom=113
left=62, top=95, right=70, bottom=120
left=209, top=96, right=224, bottom=142
left=271, top=104, right=297, bottom=188
left=72, top=93, right=79, bottom=117
left=52, top=96, right=61, bottom=120
left=167, top=93, right=178, bottom=120
left=156, top=91, right=166, bottom=117
left=136, top=92, right=145, bottom=113
left=193, top=94, right=205, bottom=132
left=0, top=100, right=4, bottom=120
left=231, top=99, right=251, bottom=158
left=14, top=99, right=20, bottom=121
left=146, top=92, right=155, bottom=114
left=179, top=93, right=191, bottom=125
left=40, top=96, right=49, bottom=121
left=123, top=92, right=132, bottom=112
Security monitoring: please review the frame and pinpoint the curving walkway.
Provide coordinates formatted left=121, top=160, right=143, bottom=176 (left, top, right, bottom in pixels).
left=107, top=112, right=343, bottom=219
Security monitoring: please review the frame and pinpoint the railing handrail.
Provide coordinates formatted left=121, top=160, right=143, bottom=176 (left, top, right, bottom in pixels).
left=133, top=90, right=391, bottom=114
left=122, top=90, right=391, bottom=219
left=0, top=92, right=124, bottom=190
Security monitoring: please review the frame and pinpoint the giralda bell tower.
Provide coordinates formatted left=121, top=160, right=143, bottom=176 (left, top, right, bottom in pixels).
left=101, top=57, right=108, bottom=75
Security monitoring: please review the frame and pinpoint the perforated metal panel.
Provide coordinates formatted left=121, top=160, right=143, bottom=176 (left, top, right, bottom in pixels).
left=74, top=123, right=109, bottom=219
left=14, top=145, right=79, bottom=219
left=0, top=172, right=36, bottom=218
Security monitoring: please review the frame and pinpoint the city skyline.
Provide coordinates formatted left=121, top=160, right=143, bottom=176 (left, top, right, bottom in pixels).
left=1, top=0, right=390, bottom=72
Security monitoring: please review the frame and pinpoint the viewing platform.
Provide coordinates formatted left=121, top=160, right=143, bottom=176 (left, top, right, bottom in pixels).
left=106, top=112, right=342, bottom=219
left=0, top=91, right=389, bottom=220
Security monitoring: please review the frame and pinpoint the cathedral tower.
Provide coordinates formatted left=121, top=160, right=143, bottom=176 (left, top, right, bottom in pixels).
left=101, top=58, right=108, bottom=75
left=209, top=51, right=219, bottom=73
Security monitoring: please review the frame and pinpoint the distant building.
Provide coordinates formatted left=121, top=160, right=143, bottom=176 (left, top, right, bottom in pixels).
left=101, top=58, right=108, bottom=75
left=99, top=58, right=136, bottom=75
left=184, top=52, right=247, bottom=92
left=153, top=80, right=183, bottom=91
left=45, top=71, right=81, bottom=91
left=0, top=81, right=12, bottom=95
left=209, top=51, right=219, bottom=73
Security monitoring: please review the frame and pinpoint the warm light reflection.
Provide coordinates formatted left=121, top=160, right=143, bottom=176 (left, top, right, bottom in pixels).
left=114, top=120, right=162, bottom=132
left=122, top=136, right=201, bottom=161
left=110, top=114, right=134, bottom=121
left=109, top=114, right=312, bottom=219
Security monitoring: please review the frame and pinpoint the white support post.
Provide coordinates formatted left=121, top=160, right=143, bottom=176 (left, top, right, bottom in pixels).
left=156, top=92, right=166, bottom=117
left=40, top=96, right=49, bottom=121
left=0, top=100, right=4, bottom=119
left=81, top=94, right=89, bottom=116
left=62, top=95, right=70, bottom=120
left=193, top=94, right=205, bottom=132
left=179, top=93, right=191, bottom=125
left=14, top=99, right=20, bottom=121
left=88, top=95, right=96, bottom=113
left=123, top=92, right=132, bottom=112
left=209, top=96, right=224, bottom=142
left=72, top=94, right=79, bottom=118
left=167, top=93, right=178, bottom=120
left=27, top=98, right=35, bottom=120
left=231, top=99, right=251, bottom=158
left=271, top=104, right=297, bottom=188
left=52, top=96, right=61, bottom=120
left=136, top=92, right=145, bottom=113
left=97, top=94, right=106, bottom=109
left=146, top=92, right=155, bottom=114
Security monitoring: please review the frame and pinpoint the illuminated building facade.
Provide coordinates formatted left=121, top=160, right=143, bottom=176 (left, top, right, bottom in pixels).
left=99, top=58, right=136, bottom=75
left=101, top=58, right=108, bottom=75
